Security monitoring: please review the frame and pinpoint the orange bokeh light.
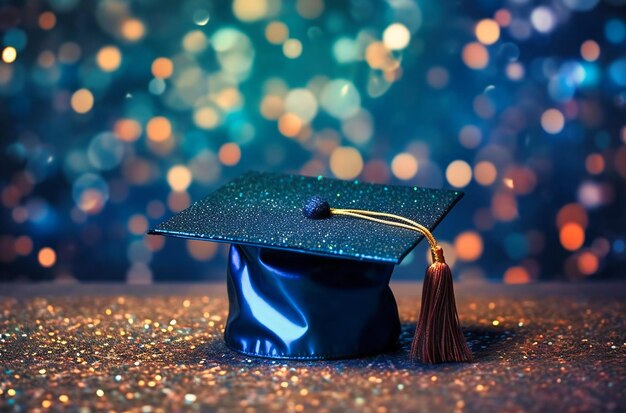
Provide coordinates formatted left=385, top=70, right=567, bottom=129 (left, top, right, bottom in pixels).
left=218, top=143, right=241, bottom=166
left=38, top=11, right=56, bottom=30
left=580, top=40, right=600, bottom=62
left=146, top=117, right=172, bottom=142
left=462, top=42, right=489, bottom=70
left=454, top=231, right=483, bottom=262
left=577, top=251, right=598, bottom=275
left=560, top=223, right=585, bottom=251
left=151, top=57, right=174, bottom=79
left=503, top=266, right=530, bottom=284
left=491, top=192, right=517, bottom=221
left=114, top=119, right=142, bottom=142
left=585, top=153, right=604, bottom=175
left=38, top=247, right=57, bottom=268
left=278, top=113, right=303, bottom=138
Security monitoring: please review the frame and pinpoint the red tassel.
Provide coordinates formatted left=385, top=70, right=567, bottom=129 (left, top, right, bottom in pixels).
left=410, top=246, right=472, bottom=363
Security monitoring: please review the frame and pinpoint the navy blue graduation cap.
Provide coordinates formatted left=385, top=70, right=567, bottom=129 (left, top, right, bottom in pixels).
left=149, top=171, right=472, bottom=363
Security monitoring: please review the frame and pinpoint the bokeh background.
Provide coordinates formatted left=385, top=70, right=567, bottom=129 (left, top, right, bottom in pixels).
left=0, top=0, right=625, bottom=283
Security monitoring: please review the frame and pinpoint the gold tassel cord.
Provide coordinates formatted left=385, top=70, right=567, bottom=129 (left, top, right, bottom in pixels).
left=329, top=208, right=439, bottom=254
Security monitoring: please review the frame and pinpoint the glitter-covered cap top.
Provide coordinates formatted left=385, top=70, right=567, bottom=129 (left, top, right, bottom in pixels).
left=149, top=171, right=463, bottom=264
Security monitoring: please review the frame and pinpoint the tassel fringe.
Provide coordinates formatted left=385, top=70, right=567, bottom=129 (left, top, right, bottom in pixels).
left=410, top=247, right=473, bottom=364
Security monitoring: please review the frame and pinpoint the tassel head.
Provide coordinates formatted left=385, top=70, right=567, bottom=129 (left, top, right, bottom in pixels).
left=411, top=246, right=473, bottom=364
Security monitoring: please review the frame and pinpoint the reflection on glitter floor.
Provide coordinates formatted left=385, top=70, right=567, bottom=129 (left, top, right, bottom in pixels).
left=0, top=283, right=623, bottom=412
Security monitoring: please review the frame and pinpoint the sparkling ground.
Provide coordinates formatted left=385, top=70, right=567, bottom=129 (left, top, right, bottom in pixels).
left=0, top=283, right=624, bottom=412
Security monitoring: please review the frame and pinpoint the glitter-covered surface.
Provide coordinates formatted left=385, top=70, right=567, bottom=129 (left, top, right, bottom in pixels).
left=150, top=171, right=463, bottom=264
left=1, top=283, right=624, bottom=412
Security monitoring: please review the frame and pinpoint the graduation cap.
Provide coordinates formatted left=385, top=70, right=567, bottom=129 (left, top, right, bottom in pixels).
left=149, top=171, right=472, bottom=363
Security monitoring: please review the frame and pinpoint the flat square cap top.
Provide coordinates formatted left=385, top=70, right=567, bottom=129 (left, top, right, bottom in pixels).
left=150, top=171, right=463, bottom=264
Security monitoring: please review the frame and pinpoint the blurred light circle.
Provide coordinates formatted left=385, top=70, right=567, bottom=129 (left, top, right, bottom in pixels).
left=38, top=247, right=56, bottom=268
left=128, top=214, right=148, bottom=235
left=530, top=7, right=556, bottom=33
left=577, top=251, right=599, bottom=275
left=580, top=40, right=600, bottom=61
left=187, top=239, right=218, bottom=261
left=278, top=113, right=303, bottom=137
left=70, top=88, right=94, bottom=114
left=193, top=106, right=220, bottom=129
left=540, top=108, right=565, bottom=134
left=383, top=23, right=411, bottom=50
left=446, top=160, right=472, bottom=188
left=330, top=147, right=363, bottom=180
left=491, top=192, right=517, bottom=221
left=233, top=0, right=268, bottom=22
left=320, top=79, right=361, bottom=119
left=562, top=0, right=599, bottom=10
left=265, top=21, right=288, bottom=44
left=560, top=223, right=585, bottom=251
left=121, top=18, right=146, bottom=42
left=503, top=266, right=530, bottom=284
left=167, top=190, right=191, bottom=212
left=72, top=173, right=109, bottom=214
left=114, top=119, right=142, bottom=142
left=151, top=57, right=174, bottom=79
left=2, top=46, right=17, bottom=63
left=182, top=30, right=208, bottom=53
left=167, top=165, right=192, bottom=191
left=88, top=132, right=124, bottom=170
left=190, top=150, right=221, bottom=184
left=454, top=231, right=483, bottom=261
left=578, top=181, right=610, bottom=208
left=59, top=42, right=81, bottom=63
left=296, top=0, right=324, bottom=19
left=285, top=88, right=318, bottom=122
left=426, top=66, right=449, bottom=89
left=146, top=116, right=172, bottom=142
left=462, top=42, right=489, bottom=69
left=459, top=125, right=482, bottom=148
left=475, top=19, right=500, bottom=45
left=474, top=161, right=497, bottom=186
left=605, top=18, right=626, bottom=43
left=608, top=58, right=626, bottom=86
left=96, top=46, right=122, bottom=72
left=283, top=39, right=303, bottom=58
left=218, top=143, right=241, bottom=166
left=585, top=153, right=604, bottom=174
left=391, top=152, right=418, bottom=180
left=333, top=37, right=358, bottom=63
left=38, top=11, right=57, bottom=30
left=260, top=94, right=284, bottom=119
left=342, top=110, right=373, bottom=145
left=212, top=28, right=254, bottom=80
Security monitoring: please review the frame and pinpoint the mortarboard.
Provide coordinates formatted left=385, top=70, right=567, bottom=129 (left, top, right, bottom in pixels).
left=149, top=171, right=472, bottom=363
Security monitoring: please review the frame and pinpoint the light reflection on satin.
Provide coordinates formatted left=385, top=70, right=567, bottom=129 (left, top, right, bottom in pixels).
left=224, top=244, right=401, bottom=360
left=240, top=264, right=308, bottom=346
